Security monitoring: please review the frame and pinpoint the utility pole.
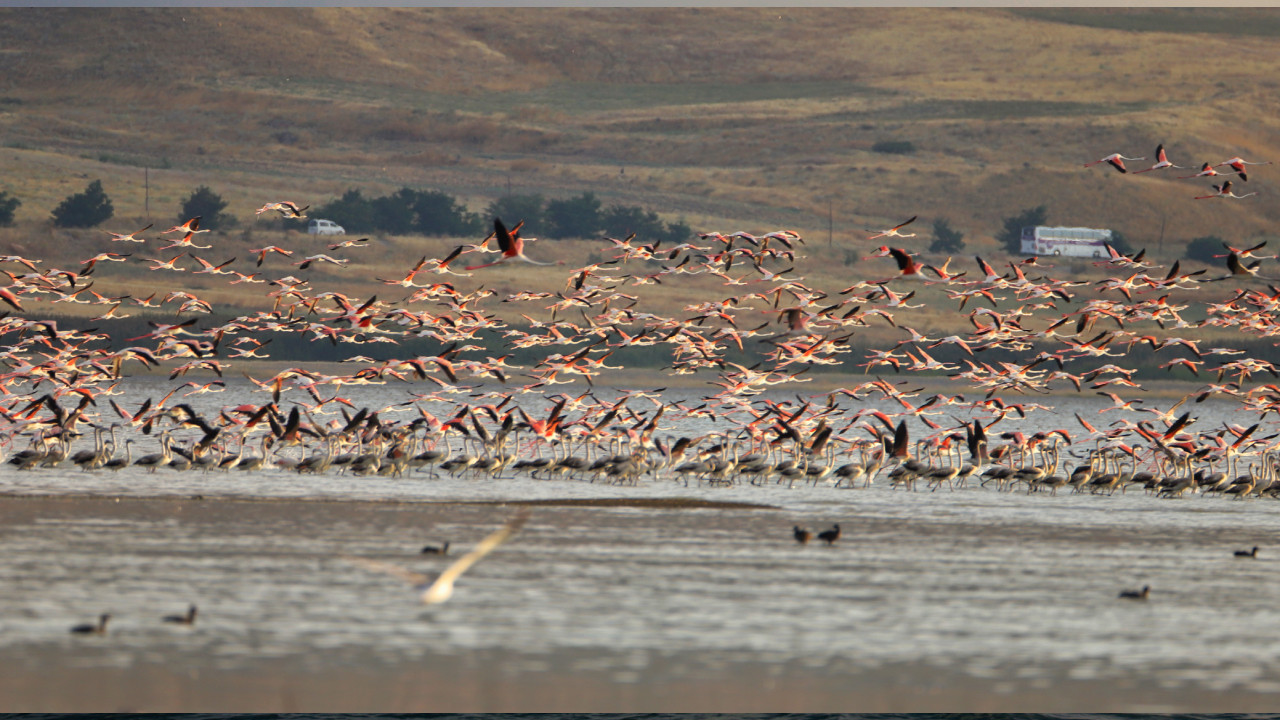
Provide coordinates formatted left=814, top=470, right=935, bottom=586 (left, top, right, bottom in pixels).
left=828, top=199, right=833, bottom=246
left=145, top=167, right=150, bottom=220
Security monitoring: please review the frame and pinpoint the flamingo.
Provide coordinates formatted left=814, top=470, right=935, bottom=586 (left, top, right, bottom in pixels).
left=1178, top=162, right=1220, bottom=180
left=867, top=215, right=918, bottom=240
left=1133, top=144, right=1182, bottom=174
left=885, top=247, right=926, bottom=280
left=328, top=237, right=370, bottom=250
left=1215, top=156, right=1270, bottom=182
left=161, top=216, right=208, bottom=234
left=464, top=219, right=559, bottom=270
left=1084, top=153, right=1143, bottom=173
left=1195, top=180, right=1257, bottom=200
left=249, top=245, right=294, bottom=267
left=104, top=223, right=153, bottom=242
left=256, top=201, right=309, bottom=218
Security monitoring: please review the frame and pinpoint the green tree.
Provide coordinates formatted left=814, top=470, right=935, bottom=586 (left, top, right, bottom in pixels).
left=485, top=195, right=546, bottom=237
left=178, top=186, right=235, bottom=230
left=997, top=205, right=1047, bottom=254
left=601, top=204, right=667, bottom=240
left=412, top=189, right=481, bottom=237
left=660, top=218, right=693, bottom=246
left=371, top=188, right=420, bottom=236
left=0, top=191, right=19, bottom=227
left=1185, top=235, right=1225, bottom=264
left=1107, top=229, right=1135, bottom=257
left=929, top=218, right=965, bottom=254
left=52, top=180, right=114, bottom=228
left=313, top=189, right=376, bottom=234
left=545, top=192, right=602, bottom=239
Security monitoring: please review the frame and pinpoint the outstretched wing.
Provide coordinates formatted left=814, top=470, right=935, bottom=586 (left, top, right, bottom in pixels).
left=421, top=509, right=530, bottom=604
left=342, top=556, right=430, bottom=588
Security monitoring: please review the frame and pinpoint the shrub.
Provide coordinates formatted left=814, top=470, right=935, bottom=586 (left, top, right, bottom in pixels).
left=411, top=189, right=482, bottom=237
left=52, top=180, right=113, bottom=228
left=661, top=218, right=693, bottom=245
left=871, top=140, right=915, bottom=155
left=997, top=205, right=1048, bottom=254
left=601, top=204, right=667, bottom=240
left=371, top=188, right=420, bottom=236
left=545, top=192, right=603, bottom=239
left=179, top=186, right=236, bottom=230
left=1108, top=229, right=1135, bottom=257
left=929, top=218, right=965, bottom=254
left=486, top=195, right=546, bottom=237
left=1186, top=235, right=1225, bottom=264
left=311, top=189, right=376, bottom=234
left=0, top=191, right=19, bottom=226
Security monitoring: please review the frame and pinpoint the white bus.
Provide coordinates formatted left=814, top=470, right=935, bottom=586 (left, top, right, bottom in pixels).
left=1020, top=226, right=1112, bottom=258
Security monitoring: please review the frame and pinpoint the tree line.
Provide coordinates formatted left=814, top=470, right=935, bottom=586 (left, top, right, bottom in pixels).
left=0, top=182, right=1181, bottom=258
left=0, top=180, right=693, bottom=243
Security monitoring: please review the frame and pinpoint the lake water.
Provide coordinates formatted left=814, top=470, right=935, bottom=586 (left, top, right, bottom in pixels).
left=4, top=377, right=1280, bottom=710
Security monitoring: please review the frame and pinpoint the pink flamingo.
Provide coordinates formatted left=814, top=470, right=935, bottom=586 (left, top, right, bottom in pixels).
left=1178, top=162, right=1220, bottom=180
left=867, top=215, right=918, bottom=240
left=1084, top=153, right=1144, bottom=173
left=104, top=223, right=153, bottom=243
left=886, top=247, right=926, bottom=280
left=465, top=219, right=559, bottom=271
left=1133, top=144, right=1183, bottom=174
left=1195, top=180, right=1257, bottom=200
left=1215, top=157, right=1271, bottom=182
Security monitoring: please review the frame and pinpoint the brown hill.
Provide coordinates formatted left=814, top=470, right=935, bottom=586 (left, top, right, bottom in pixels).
left=2, top=7, right=1279, bottom=255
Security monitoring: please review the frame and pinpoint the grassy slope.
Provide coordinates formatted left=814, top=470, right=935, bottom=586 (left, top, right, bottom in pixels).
left=0, top=7, right=1278, bottom=334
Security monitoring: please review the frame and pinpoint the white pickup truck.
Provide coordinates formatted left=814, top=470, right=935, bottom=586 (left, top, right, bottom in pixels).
left=307, top=218, right=345, bottom=235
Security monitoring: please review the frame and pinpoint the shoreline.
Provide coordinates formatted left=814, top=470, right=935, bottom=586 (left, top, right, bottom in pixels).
left=0, top=492, right=780, bottom=510
left=3, top=645, right=1273, bottom=712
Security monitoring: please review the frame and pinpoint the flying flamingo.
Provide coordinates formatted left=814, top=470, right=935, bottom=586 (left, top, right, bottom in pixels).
left=867, top=215, right=918, bottom=240
left=1215, top=157, right=1271, bottom=182
left=1133, top=144, right=1183, bottom=174
left=104, top=223, right=153, bottom=243
left=883, top=247, right=926, bottom=280
left=465, top=219, right=559, bottom=271
left=1178, top=162, right=1220, bottom=180
left=256, top=201, right=309, bottom=218
left=249, top=245, right=294, bottom=267
left=1195, top=180, right=1257, bottom=200
left=1084, top=153, right=1144, bottom=173
left=161, top=216, right=208, bottom=234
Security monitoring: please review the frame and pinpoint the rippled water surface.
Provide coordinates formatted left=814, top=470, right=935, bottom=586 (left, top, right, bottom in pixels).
left=4, top=380, right=1280, bottom=710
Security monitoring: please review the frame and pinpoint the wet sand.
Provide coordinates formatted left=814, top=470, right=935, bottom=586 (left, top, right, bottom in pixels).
left=2, top=646, right=1272, bottom=712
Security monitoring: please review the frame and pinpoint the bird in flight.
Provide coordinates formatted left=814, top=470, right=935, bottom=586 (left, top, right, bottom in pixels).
left=465, top=219, right=559, bottom=270
left=1133, top=144, right=1182, bottom=174
left=1084, top=153, right=1143, bottom=173
left=104, top=223, right=153, bottom=243
left=345, top=510, right=530, bottom=604
left=1195, top=180, right=1257, bottom=200
left=867, top=215, right=917, bottom=240
left=1215, top=156, right=1270, bottom=182
left=256, top=201, right=310, bottom=218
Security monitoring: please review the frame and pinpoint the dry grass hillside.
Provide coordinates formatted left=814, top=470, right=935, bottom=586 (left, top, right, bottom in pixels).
left=1, top=7, right=1280, bottom=297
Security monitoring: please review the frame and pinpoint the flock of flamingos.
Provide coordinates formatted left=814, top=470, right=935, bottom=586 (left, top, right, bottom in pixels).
left=5, top=150, right=1280, bottom=506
